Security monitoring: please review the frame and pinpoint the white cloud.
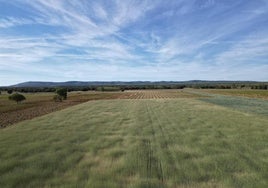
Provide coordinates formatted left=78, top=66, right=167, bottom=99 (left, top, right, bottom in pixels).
left=112, top=0, right=155, bottom=26
left=92, top=3, right=108, bottom=20
left=0, top=17, right=33, bottom=28
left=215, top=36, right=268, bottom=65
left=0, top=0, right=268, bottom=85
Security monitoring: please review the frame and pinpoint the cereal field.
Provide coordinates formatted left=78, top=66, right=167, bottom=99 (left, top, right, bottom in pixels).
left=1, top=89, right=268, bottom=188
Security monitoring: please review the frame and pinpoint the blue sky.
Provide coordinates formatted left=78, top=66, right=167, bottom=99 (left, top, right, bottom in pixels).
left=0, top=0, right=268, bottom=86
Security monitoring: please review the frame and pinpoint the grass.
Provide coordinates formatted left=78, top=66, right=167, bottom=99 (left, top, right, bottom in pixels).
left=1, top=95, right=268, bottom=187
left=199, top=95, right=268, bottom=117
left=200, top=89, right=268, bottom=100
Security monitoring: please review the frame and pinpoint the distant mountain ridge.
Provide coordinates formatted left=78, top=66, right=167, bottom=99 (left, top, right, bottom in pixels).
left=9, top=80, right=263, bottom=88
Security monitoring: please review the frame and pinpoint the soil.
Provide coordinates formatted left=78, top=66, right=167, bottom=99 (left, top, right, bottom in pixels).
left=0, top=101, right=80, bottom=128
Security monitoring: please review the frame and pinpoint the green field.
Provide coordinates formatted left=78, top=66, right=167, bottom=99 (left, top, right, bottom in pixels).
left=0, top=91, right=268, bottom=187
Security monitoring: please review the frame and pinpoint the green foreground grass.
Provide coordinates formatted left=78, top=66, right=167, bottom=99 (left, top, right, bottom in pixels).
left=0, top=97, right=268, bottom=187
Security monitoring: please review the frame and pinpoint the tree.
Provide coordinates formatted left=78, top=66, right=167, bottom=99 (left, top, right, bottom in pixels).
left=56, top=88, right=67, bottom=100
left=8, top=93, right=26, bottom=104
left=53, top=94, right=62, bottom=102
left=7, top=89, right=13, bottom=94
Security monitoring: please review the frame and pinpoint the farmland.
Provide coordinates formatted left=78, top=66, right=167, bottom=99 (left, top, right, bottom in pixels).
left=0, top=91, right=128, bottom=127
left=0, top=90, right=200, bottom=127
left=0, top=89, right=268, bottom=187
left=199, top=89, right=268, bottom=100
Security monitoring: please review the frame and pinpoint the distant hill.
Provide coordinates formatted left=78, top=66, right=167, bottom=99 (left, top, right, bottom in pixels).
left=11, top=81, right=161, bottom=87
left=10, top=80, right=263, bottom=88
left=11, top=81, right=181, bottom=87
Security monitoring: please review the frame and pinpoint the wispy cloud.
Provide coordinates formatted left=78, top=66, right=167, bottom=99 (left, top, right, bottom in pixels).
left=0, top=0, right=267, bottom=85
left=0, top=17, right=33, bottom=28
left=215, top=37, right=268, bottom=63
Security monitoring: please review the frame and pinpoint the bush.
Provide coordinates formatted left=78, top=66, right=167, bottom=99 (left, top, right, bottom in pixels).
left=8, top=93, right=26, bottom=104
left=56, top=88, right=67, bottom=100
left=53, top=95, right=62, bottom=102
left=7, top=89, right=13, bottom=94
left=96, top=86, right=121, bottom=92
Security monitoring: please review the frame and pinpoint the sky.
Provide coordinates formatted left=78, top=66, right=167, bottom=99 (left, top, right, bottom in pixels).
left=0, top=0, right=268, bottom=86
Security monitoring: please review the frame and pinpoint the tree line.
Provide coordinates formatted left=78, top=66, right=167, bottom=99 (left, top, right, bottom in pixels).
left=0, top=83, right=267, bottom=94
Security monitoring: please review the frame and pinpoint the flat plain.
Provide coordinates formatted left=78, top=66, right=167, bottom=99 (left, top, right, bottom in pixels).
left=0, top=89, right=268, bottom=187
left=0, top=90, right=201, bottom=127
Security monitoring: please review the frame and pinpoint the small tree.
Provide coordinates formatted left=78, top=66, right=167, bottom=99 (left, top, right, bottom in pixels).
left=8, top=93, right=26, bottom=104
left=56, top=88, right=67, bottom=100
left=53, top=94, right=62, bottom=102
left=7, top=89, right=13, bottom=94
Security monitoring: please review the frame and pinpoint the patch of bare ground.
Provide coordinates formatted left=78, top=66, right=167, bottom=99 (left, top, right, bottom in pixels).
left=0, top=101, right=77, bottom=128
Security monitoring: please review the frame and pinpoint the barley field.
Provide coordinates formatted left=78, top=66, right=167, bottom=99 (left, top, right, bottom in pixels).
left=0, top=90, right=268, bottom=187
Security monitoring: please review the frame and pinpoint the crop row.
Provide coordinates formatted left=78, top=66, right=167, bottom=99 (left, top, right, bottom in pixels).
left=118, top=90, right=201, bottom=99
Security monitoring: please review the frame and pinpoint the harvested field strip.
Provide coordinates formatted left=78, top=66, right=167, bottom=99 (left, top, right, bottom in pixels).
left=198, top=89, right=268, bottom=100
left=1, top=99, right=268, bottom=187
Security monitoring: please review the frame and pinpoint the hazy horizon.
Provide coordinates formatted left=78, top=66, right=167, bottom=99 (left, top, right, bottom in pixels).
left=1, top=79, right=265, bottom=87
left=1, top=0, right=268, bottom=86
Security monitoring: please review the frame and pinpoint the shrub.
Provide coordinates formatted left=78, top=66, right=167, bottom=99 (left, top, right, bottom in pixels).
left=96, top=86, right=121, bottom=92
left=56, top=88, right=67, bottom=100
left=7, top=89, right=13, bottom=94
left=8, top=93, right=26, bottom=104
left=53, top=95, right=62, bottom=102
